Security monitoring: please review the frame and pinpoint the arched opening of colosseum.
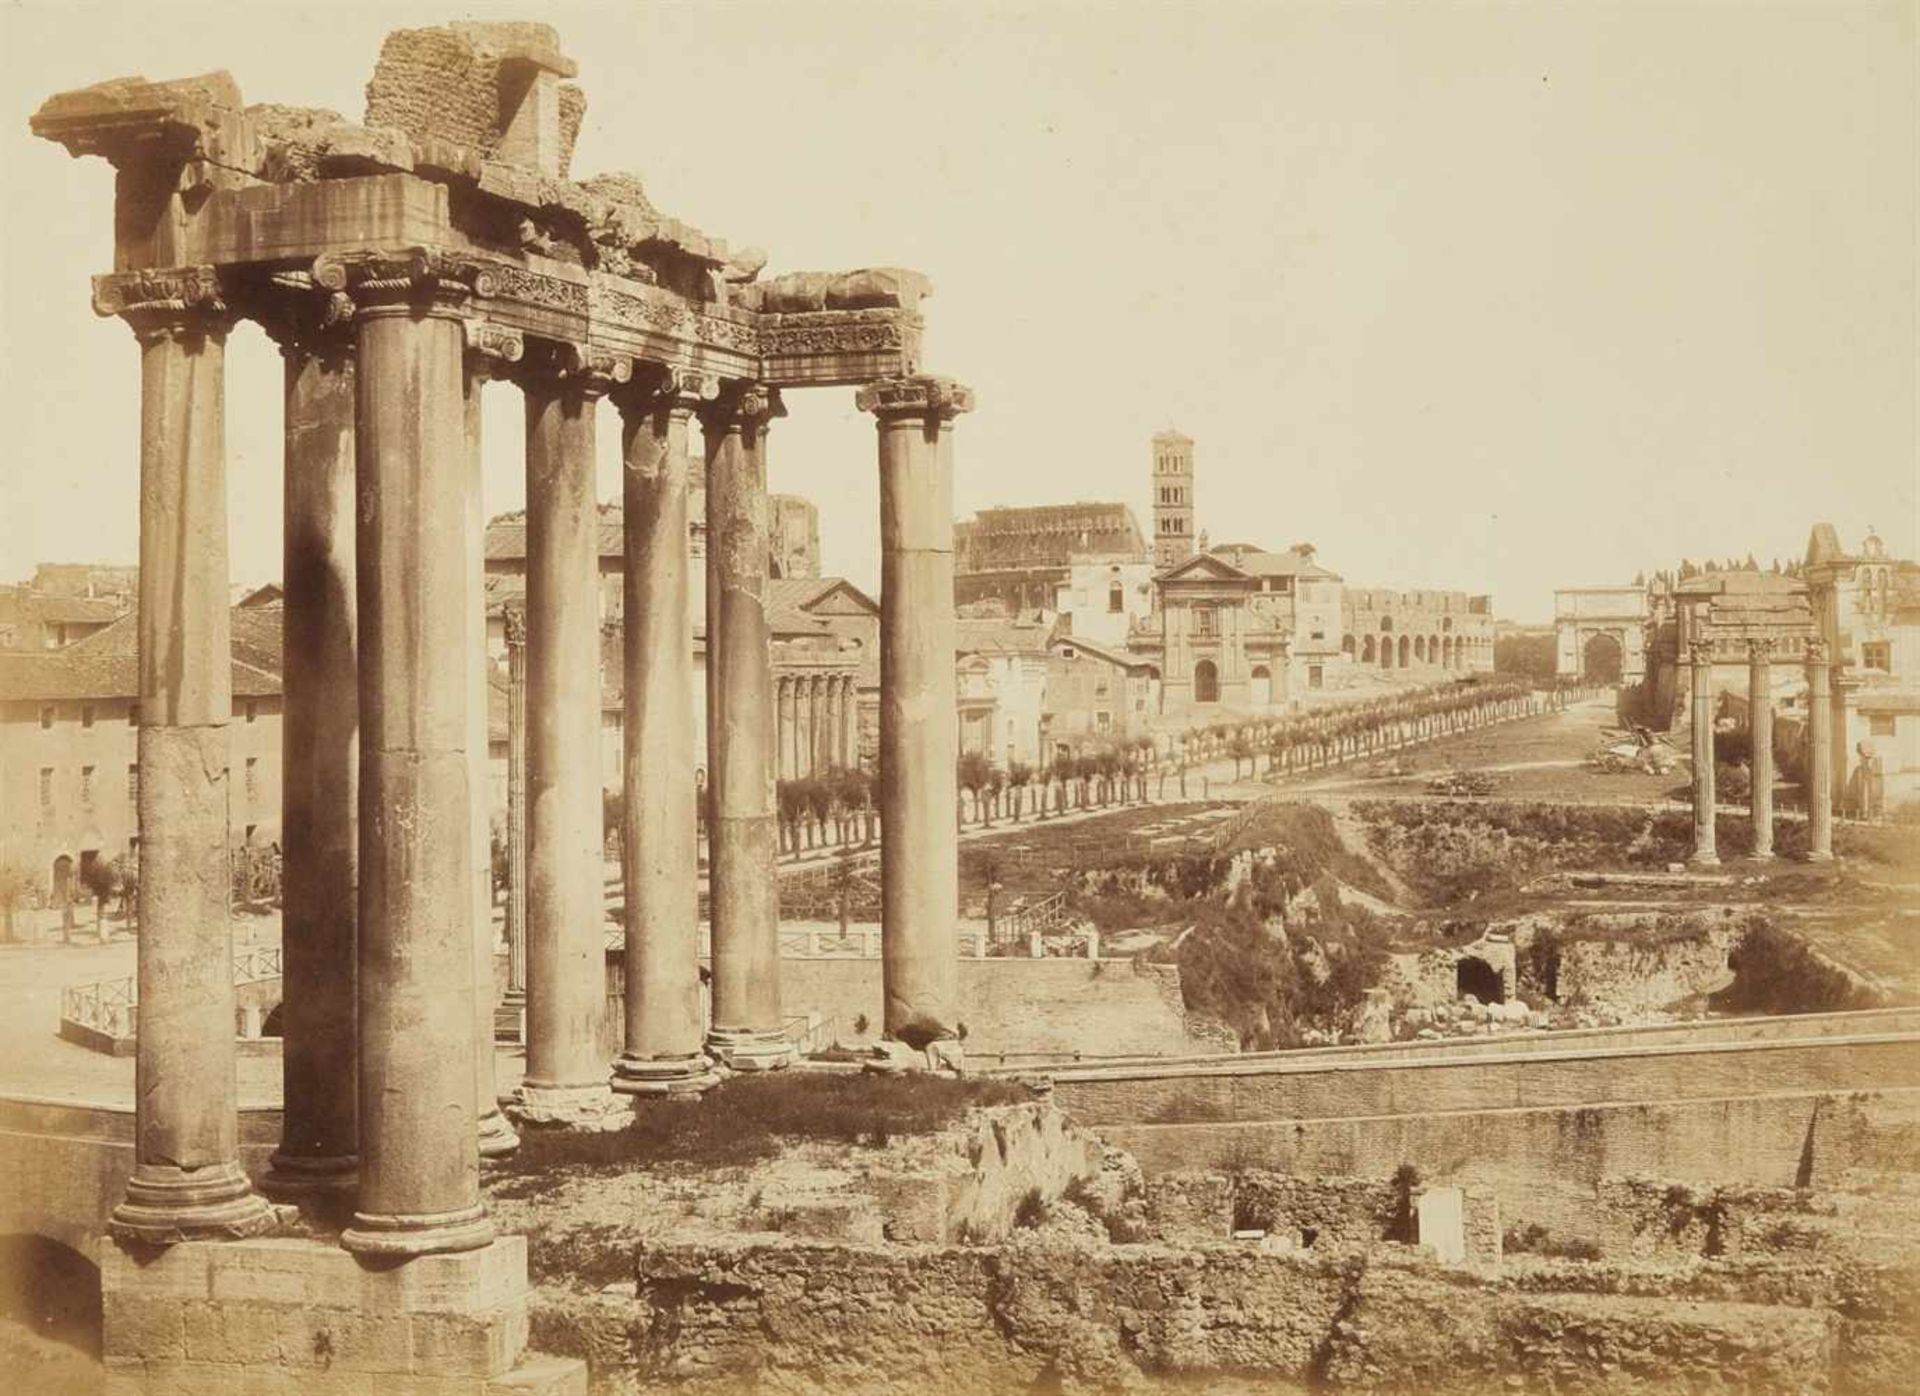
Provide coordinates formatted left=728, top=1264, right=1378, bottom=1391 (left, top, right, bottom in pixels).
left=1441, top=636, right=1453, bottom=666
left=1414, top=636, right=1426, bottom=662
left=1362, top=634, right=1376, bottom=663
left=1193, top=659, right=1219, bottom=704
left=1456, top=956, right=1505, bottom=1004
left=1342, top=634, right=1356, bottom=657
left=1428, top=634, right=1440, bottom=664
left=1583, top=631, right=1624, bottom=684
left=1397, top=635, right=1411, bottom=668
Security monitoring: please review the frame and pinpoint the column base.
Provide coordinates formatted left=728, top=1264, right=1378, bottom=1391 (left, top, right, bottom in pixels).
left=1804, top=849, right=1835, bottom=864
left=478, top=1105, right=522, bottom=1158
left=101, top=1234, right=585, bottom=1393
left=506, top=1082, right=635, bottom=1131
left=108, top=1161, right=283, bottom=1245
left=705, top=1026, right=795, bottom=1072
left=341, top=1201, right=495, bottom=1259
left=1687, top=851, right=1720, bottom=868
left=610, top=1052, right=721, bottom=1096
left=259, top=1152, right=357, bottom=1205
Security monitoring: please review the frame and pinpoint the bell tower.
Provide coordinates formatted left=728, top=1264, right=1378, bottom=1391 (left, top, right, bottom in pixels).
left=1151, top=429, right=1195, bottom=569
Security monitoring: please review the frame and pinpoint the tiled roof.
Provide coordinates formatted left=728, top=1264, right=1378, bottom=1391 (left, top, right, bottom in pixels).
left=1208, top=545, right=1342, bottom=582
left=0, top=606, right=282, bottom=702
left=0, top=587, right=125, bottom=625
left=955, top=617, right=1056, bottom=657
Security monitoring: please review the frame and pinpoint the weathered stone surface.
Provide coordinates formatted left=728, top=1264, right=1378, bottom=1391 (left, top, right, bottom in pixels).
left=365, top=24, right=583, bottom=179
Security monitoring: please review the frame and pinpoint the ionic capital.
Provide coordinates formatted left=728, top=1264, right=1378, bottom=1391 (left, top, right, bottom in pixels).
left=699, top=382, right=786, bottom=434
left=231, top=272, right=355, bottom=365
left=465, top=323, right=526, bottom=382
left=311, top=247, right=500, bottom=321
left=613, top=363, right=721, bottom=418
left=855, top=375, right=975, bottom=423
left=515, top=339, right=633, bottom=399
left=92, top=265, right=234, bottom=343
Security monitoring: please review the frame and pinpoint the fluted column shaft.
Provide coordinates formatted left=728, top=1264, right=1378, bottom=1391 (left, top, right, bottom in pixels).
left=99, top=268, right=276, bottom=1244
left=1808, top=641, right=1834, bottom=861
left=701, top=385, right=792, bottom=1070
left=860, top=377, right=975, bottom=1050
left=335, top=254, right=491, bottom=1257
left=778, top=677, right=796, bottom=781
left=517, top=347, right=627, bottom=1121
left=611, top=369, right=718, bottom=1094
left=465, top=352, right=520, bottom=1158
left=800, top=675, right=817, bottom=778
left=266, top=315, right=358, bottom=1197
left=1748, top=639, right=1774, bottom=860
left=1688, top=642, right=1719, bottom=867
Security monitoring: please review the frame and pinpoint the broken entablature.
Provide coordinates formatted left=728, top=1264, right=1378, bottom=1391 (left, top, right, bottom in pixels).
left=34, top=21, right=925, bottom=387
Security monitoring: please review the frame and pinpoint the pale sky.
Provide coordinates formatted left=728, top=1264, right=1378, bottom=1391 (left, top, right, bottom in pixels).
left=2, top=0, right=1913, bottom=621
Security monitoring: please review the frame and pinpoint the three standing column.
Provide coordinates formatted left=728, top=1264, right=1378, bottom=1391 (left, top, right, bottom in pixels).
left=1688, top=640, right=1719, bottom=867
left=858, top=376, right=975, bottom=1054
left=1747, top=639, right=1774, bottom=860
left=515, top=345, right=630, bottom=1125
left=1807, top=639, right=1835, bottom=861
left=99, top=267, right=277, bottom=1244
left=700, top=384, right=793, bottom=1070
left=610, top=367, right=720, bottom=1095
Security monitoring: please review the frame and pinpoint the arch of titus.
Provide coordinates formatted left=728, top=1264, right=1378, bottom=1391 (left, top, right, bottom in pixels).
left=33, top=22, right=968, bottom=1389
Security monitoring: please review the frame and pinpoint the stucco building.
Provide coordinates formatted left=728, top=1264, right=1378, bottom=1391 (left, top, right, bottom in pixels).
left=0, top=605, right=283, bottom=902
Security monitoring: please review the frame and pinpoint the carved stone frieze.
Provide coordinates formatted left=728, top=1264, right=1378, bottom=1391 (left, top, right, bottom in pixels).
left=484, top=264, right=591, bottom=317
left=760, top=311, right=909, bottom=357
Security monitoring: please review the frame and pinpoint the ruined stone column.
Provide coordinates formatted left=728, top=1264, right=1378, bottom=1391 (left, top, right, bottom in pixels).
left=859, top=376, right=975, bottom=1051
left=1688, top=639, right=1719, bottom=867
left=814, top=675, right=833, bottom=775
left=700, top=384, right=793, bottom=1070
left=1748, top=638, right=1775, bottom=860
left=840, top=672, right=856, bottom=768
left=800, top=674, right=818, bottom=779
left=262, top=299, right=358, bottom=1199
left=515, top=344, right=630, bottom=1125
left=610, top=367, right=720, bottom=1096
left=465, top=337, right=523, bottom=1159
left=1807, top=639, right=1834, bottom=861
left=97, top=268, right=277, bottom=1244
left=778, top=676, right=796, bottom=781
left=504, top=602, right=529, bottom=1008
left=328, top=251, right=491, bottom=1257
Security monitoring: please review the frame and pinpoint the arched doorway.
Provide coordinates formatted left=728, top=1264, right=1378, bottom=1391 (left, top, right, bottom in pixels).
left=0, top=1234, right=101, bottom=1372
left=1582, top=631, right=1624, bottom=684
left=1342, top=635, right=1356, bottom=659
left=1193, top=659, right=1219, bottom=704
left=1250, top=664, right=1272, bottom=707
left=1441, top=636, right=1453, bottom=667
left=1429, top=635, right=1440, bottom=666
left=1362, top=635, right=1376, bottom=663
left=1456, top=956, right=1505, bottom=1004
left=1414, top=636, right=1426, bottom=663
left=50, top=855, right=74, bottom=907
left=1397, top=635, right=1411, bottom=668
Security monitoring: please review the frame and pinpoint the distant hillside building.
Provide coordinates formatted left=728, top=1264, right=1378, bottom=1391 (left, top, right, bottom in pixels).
left=0, top=586, right=125, bottom=652
left=953, top=502, right=1148, bottom=615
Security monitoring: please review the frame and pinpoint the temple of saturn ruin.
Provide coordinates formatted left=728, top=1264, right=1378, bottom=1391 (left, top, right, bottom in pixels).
left=31, top=20, right=971, bottom=1391
left=1677, top=577, right=1838, bottom=866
